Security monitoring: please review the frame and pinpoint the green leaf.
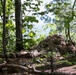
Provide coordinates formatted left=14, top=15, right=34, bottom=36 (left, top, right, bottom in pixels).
left=24, top=16, right=38, bottom=23
left=46, top=4, right=51, bottom=8
left=38, top=12, right=45, bottom=15
left=34, top=7, right=40, bottom=11
left=28, top=25, right=33, bottom=29
left=28, top=31, right=35, bottom=37
left=22, top=28, right=26, bottom=33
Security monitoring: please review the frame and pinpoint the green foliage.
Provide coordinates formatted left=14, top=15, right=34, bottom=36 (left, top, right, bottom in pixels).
left=46, top=4, right=51, bottom=8
left=0, top=0, right=43, bottom=52
left=36, top=35, right=45, bottom=44
left=23, top=38, right=36, bottom=49
left=28, top=31, right=35, bottom=37
left=0, top=0, right=76, bottom=53
left=57, top=60, right=72, bottom=65
left=24, top=16, right=38, bottom=23
left=44, top=0, right=76, bottom=41
left=1, top=0, right=76, bottom=71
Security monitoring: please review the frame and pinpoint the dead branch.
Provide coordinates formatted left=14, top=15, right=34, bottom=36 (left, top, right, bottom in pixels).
left=0, top=63, right=51, bottom=74
left=0, top=64, right=28, bottom=71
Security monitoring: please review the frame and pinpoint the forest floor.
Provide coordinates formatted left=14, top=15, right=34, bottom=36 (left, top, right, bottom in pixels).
left=0, top=34, right=76, bottom=75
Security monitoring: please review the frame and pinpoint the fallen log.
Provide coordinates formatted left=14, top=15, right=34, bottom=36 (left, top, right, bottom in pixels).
left=0, top=63, right=50, bottom=74
left=0, top=63, right=71, bottom=75
left=0, top=50, right=44, bottom=58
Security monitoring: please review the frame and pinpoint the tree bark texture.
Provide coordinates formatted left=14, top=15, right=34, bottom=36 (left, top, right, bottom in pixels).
left=15, top=0, right=23, bottom=51
left=2, top=0, right=8, bottom=62
left=5, top=16, right=9, bottom=46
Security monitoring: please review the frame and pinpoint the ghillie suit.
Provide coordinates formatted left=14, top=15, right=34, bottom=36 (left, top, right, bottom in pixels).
left=32, top=34, right=76, bottom=57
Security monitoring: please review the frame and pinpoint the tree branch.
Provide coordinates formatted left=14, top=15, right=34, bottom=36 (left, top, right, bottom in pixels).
left=72, top=0, right=76, bottom=9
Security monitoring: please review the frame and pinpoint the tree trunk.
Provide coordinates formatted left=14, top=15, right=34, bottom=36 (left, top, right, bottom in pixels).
left=2, top=0, right=8, bottom=62
left=15, top=0, right=23, bottom=51
left=6, top=16, right=9, bottom=46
